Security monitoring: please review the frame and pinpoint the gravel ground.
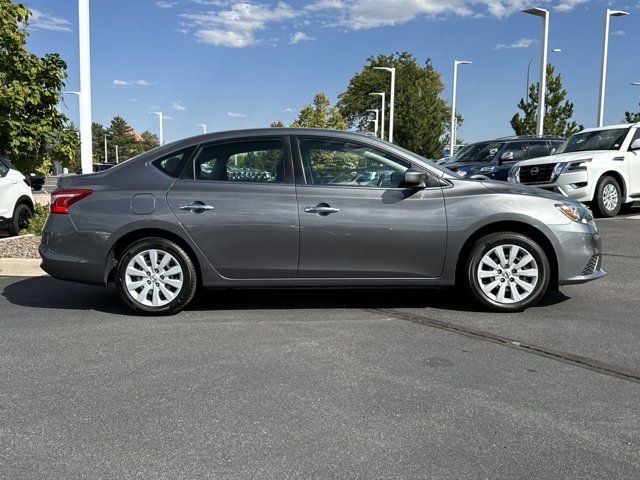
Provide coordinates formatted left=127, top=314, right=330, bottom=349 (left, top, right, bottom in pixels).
left=0, top=235, right=41, bottom=259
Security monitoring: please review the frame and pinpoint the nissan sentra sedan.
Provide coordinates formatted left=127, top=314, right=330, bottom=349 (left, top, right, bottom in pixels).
left=40, top=128, right=604, bottom=315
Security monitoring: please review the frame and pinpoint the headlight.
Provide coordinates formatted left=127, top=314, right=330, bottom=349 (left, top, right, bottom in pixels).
left=552, top=159, right=591, bottom=180
left=507, top=165, right=520, bottom=183
left=555, top=203, right=594, bottom=225
left=455, top=169, right=468, bottom=177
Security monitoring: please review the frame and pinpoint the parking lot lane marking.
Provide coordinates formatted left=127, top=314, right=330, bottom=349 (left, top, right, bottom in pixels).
left=627, top=214, right=640, bottom=220
left=366, top=308, right=640, bottom=384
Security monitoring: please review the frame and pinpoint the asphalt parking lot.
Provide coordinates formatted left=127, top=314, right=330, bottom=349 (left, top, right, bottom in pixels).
left=1, top=207, right=640, bottom=479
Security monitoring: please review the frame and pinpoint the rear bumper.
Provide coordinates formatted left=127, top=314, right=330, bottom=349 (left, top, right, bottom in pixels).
left=39, top=215, right=107, bottom=286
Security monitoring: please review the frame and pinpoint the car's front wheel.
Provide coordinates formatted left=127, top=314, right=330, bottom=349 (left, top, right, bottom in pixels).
left=115, top=237, right=198, bottom=315
left=465, top=232, right=550, bottom=312
left=593, top=175, right=622, bottom=217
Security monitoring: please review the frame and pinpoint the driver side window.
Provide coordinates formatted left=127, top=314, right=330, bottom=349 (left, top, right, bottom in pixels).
left=298, top=138, right=410, bottom=188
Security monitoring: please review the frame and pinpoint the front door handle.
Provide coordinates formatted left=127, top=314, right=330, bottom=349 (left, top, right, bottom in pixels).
left=304, top=204, right=340, bottom=215
left=179, top=202, right=215, bottom=212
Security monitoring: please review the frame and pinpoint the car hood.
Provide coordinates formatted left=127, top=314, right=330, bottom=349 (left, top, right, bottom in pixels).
left=515, top=150, right=615, bottom=167
left=443, top=161, right=491, bottom=171
left=479, top=178, right=569, bottom=203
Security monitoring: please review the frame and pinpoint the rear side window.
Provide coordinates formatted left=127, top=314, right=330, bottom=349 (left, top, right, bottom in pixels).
left=192, top=139, right=285, bottom=183
left=526, top=141, right=551, bottom=159
left=0, top=160, right=9, bottom=178
left=152, top=149, right=193, bottom=178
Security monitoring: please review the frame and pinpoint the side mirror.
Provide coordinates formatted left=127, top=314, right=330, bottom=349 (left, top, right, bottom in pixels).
left=630, top=139, right=640, bottom=151
left=403, top=168, right=428, bottom=188
left=550, top=147, right=557, bottom=154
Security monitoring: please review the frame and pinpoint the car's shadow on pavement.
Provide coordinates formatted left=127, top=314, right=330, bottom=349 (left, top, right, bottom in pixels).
left=2, top=276, right=570, bottom=316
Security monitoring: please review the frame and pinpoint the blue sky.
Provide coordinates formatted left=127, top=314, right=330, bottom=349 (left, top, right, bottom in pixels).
left=22, top=0, right=640, bottom=145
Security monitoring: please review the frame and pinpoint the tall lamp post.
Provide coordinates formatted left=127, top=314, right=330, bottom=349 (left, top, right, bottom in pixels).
left=523, top=7, right=550, bottom=137
left=366, top=109, right=379, bottom=138
left=151, top=112, right=164, bottom=146
left=369, top=93, right=385, bottom=140
left=526, top=48, right=562, bottom=102
left=450, top=60, right=472, bottom=157
left=597, top=9, right=629, bottom=127
left=196, top=124, right=207, bottom=134
left=373, top=67, right=395, bottom=143
left=78, top=0, right=93, bottom=174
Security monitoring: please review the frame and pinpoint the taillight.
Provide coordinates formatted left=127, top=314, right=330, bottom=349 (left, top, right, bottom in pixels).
left=50, top=189, right=93, bottom=214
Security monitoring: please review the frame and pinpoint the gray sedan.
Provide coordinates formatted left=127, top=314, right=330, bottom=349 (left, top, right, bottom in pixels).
left=40, top=128, right=604, bottom=315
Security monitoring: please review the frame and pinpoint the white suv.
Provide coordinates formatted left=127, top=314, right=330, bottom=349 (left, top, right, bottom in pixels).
left=508, top=123, right=640, bottom=217
left=0, top=157, right=35, bottom=236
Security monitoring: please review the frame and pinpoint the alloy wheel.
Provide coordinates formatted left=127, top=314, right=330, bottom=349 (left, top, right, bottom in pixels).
left=476, top=244, right=539, bottom=304
left=124, top=249, right=184, bottom=307
left=602, top=183, right=619, bottom=212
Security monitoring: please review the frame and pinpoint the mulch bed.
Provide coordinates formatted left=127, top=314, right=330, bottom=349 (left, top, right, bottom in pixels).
left=0, top=235, right=42, bottom=259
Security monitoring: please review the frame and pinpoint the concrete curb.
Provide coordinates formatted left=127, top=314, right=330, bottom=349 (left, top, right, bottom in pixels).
left=0, top=258, right=47, bottom=277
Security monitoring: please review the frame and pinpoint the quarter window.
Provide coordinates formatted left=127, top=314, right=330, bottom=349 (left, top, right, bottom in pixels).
left=0, top=160, right=9, bottom=178
left=152, top=149, right=193, bottom=178
left=193, top=139, right=285, bottom=183
left=298, top=138, right=410, bottom=188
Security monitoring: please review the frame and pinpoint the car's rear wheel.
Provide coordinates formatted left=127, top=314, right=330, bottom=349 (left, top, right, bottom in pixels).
left=593, top=176, right=622, bottom=217
left=7, top=203, right=33, bottom=237
left=465, top=232, right=550, bottom=312
left=115, top=237, right=197, bottom=315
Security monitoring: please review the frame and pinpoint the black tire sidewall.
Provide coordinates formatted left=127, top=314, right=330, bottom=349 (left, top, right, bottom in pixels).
left=8, top=204, right=32, bottom=236
left=115, top=238, right=197, bottom=315
left=595, top=176, right=621, bottom=218
left=466, top=232, right=550, bottom=312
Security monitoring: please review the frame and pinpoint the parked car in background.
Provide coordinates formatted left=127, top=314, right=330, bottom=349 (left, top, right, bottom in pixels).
left=0, top=156, right=35, bottom=236
left=442, top=135, right=564, bottom=181
left=74, top=163, right=117, bottom=175
left=508, top=123, right=640, bottom=217
left=27, top=171, right=45, bottom=191
left=40, top=128, right=604, bottom=315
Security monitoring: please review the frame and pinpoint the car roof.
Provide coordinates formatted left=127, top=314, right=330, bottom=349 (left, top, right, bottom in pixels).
left=580, top=123, right=639, bottom=133
left=465, top=135, right=564, bottom=145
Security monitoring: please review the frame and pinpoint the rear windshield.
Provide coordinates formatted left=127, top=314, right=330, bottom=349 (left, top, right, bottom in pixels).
left=556, top=128, right=630, bottom=153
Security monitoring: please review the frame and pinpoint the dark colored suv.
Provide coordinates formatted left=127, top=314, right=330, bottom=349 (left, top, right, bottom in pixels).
left=442, top=136, right=565, bottom=181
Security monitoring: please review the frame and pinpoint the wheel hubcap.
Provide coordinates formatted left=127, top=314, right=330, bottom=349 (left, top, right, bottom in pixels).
left=477, top=244, right=539, bottom=304
left=125, top=249, right=183, bottom=308
left=602, top=183, right=618, bottom=211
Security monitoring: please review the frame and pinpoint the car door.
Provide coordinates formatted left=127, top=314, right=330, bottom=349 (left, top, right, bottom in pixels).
left=166, top=136, right=299, bottom=279
left=626, top=128, right=640, bottom=197
left=293, top=136, right=447, bottom=279
left=0, top=159, right=18, bottom=219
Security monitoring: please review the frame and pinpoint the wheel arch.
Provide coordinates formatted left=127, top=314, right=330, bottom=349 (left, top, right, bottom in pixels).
left=104, top=228, right=202, bottom=286
left=596, top=170, right=627, bottom=200
left=15, top=195, right=35, bottom=212
left=455, top=220, right=559, bottom=290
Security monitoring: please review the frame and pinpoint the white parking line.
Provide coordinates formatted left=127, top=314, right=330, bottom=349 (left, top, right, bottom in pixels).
left=627, top=214, right=640, bottom=220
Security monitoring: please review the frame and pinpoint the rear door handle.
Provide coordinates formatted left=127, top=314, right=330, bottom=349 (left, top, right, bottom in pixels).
left=304, top=205, right=340, bottom=215
left=179, top=202, right=215, bottom=212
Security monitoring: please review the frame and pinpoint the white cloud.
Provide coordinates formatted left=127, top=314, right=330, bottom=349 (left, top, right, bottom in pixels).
left=494, top=37, right=536, bottom=50
left=289, top=31, right=314, bottom=44
left=181, top=1, right=300, bottom=47
left=29, top=10, right=71, bottom=32
left=555, top=0, right=589, bottom=12
left=611, top=29, right=626, bottom=36
left=112, top=79, right=152, bottom=86
left=284, top=107, right=295, bottom=112
left=156, top=1, right=178, bottom=8
left=227, top=111, right=247, bottom=117
left=171, top=101, right=187, bottom=111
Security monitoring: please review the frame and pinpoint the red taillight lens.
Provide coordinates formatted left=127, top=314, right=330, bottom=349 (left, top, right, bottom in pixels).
left=50, top=189, right=93, bottom=214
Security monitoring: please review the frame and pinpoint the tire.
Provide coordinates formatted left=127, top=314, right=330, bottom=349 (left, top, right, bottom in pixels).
left=593, top=176, right=622, bottom=218
left=33, top=185, right=43, bottom=191
left=115, top=237, right=198, bottom=315
left=7, top=203, right=33, bottom=237
left=464, top=232, right=550, bottom=312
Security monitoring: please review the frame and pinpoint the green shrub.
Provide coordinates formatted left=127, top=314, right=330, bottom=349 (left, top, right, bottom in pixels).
left=22, top=203, right=49, bottom=236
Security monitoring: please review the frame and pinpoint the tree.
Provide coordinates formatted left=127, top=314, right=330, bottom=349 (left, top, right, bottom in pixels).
left=0, top=0, right=74, bottom=172
left=338, top=52, right=451, bottom=159
left=92, top=122, right=107, bottom=162
left=290, top=93, right=347, bottom=130
left=106, top=116, right=139, bottom=161
left=624, top=105, right=640, bottom=124
left=511, top=64, right=582, bottom=137
left=270, top=121, right=285, bottom=128
left=138, top=131, right=160, bottom=152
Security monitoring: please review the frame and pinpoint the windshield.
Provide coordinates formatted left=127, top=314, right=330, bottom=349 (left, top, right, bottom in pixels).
left=556, top=128, right=629, bottom=153
left=445, top=141, right=503, bottom=164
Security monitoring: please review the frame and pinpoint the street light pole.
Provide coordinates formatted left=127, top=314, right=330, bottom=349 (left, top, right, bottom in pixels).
left=104, top=135, right=108, bottom=163
left=78, top=0, right=93, bottom=174
left=526, top=49, right=561, bottom=103
left=598, top=9, right=629, bottom=127
left=450, top=60, right=472, bottom=157
left=152, top=112, right=164, bottom=146
left=374, top=67, right=395, bottom=143
left=196, top=124, right=207, bottom=134
left=523, top=8, right=550, bottom=136
left=366, top=109, right=379, bottom=138
left=370, top=93, right=385, bottom=140
left=115, top=145, right=119, bottom=164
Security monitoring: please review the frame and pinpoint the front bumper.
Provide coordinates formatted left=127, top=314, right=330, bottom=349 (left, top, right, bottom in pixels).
left=553, top=221, right=605, bottom=286
left=520, top=171, right=591, bottom=202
